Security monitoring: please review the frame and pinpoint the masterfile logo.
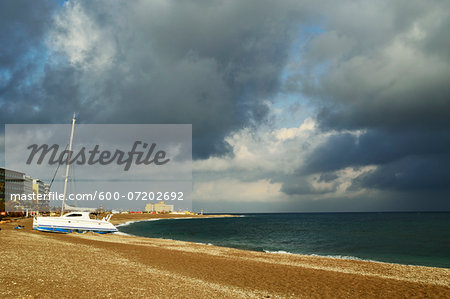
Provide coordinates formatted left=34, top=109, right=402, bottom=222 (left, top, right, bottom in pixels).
left=5, top=124, right=192, bottom=212
left=26, top=141, right=170, bottom=171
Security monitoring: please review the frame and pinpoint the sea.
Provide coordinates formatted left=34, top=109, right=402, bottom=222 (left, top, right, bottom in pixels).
left=117, top=212, right=450, bottom=268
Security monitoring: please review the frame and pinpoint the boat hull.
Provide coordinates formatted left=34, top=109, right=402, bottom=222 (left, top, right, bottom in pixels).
left=33, top=216, right=118, bottom=234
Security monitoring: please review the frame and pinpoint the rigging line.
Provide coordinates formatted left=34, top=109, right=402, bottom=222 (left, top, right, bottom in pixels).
left=70, top=160, right=76, bottom=201
left=69, top=132, right=77, bottom=193
left=49, top=143, right=69, bottom=189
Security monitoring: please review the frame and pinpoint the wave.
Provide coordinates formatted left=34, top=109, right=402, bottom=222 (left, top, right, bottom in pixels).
left=309, top=254, right=380, bottom=263
left=114, top=231, right=132, bottom=236
left=116, top=218, right=161, bottom=228
left=194, top=242, right=214, bottom=246
left=263, top=250, right=382, bottom=263
left=263, top=250, right=293, bottom=255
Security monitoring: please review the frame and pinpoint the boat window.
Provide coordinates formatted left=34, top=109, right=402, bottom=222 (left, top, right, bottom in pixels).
left=66, top=213, right=83, bottom=217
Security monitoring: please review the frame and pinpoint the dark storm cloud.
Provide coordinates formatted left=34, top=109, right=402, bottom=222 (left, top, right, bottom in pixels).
left=0, top=0, right=56, bottom=68
left=303, top=129, right=450, bottom=175
left=282, top=0, right=450, bottom=203
left=318, top=172, right=338, bottom=183
left=280, top=175, right=337, bottom=195
left=350, top=156, right=450, bottom=192
left=298, top=1, right=450, bottom=130
left=0, top=0, right=58, bottom=119
left=0, top=0, right=310, bottom=158
left=291, top=127, right=450, bottom=201
left=0, top=0, right=59, bottom=164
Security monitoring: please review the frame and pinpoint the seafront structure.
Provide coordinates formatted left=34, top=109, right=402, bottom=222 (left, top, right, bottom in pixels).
left=145, top=201, right=174, bottom=213
left=0, top=167, right=50, bottom=213
left=33, top=179, right=49, bottom=211
left=23, top=176, right=33, bottom=210
left=1, top=168, right=27, bottom=211
left=23, top=176, right=33, bottom=194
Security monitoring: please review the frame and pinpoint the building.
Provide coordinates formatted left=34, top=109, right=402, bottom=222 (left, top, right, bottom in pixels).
left=33, top=179, right=49, bottom=212
left=44, top=183, right=51, bottom=212
left=22, top=175, right=34, bottom=210
left=44, top=184, right=50, bottom=198
left=1, top=168, right=26, bottom=211
left=24, top=176, right=33, bottom=194
left=0, top=168, right=49, bottom=212
left=152, top=201, right=174, bottom=213
left=145, top=202, right=174, bottom=213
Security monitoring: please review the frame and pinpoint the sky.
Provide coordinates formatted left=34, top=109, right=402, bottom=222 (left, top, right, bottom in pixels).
left=1, top=0, right=450, bottom=212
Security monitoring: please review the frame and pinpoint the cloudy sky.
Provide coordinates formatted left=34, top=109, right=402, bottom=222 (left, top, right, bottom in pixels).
left=1, top=0, right=449, bottom=212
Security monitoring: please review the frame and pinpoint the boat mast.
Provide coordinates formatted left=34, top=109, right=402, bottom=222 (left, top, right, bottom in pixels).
left=61, top=114, right=76, bottom=215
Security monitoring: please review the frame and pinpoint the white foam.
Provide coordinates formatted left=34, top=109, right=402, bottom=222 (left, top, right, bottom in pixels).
left=193, top=242, right=215, bottom=246
left=263, top=250, right=382, bottom=263
left=264, top=250, right=293, bottom=255
left=116, top=218, right=161, bottom=228
left=114, top=231, right=132, bottom=236
left=309, top=254, right=380, bottom=263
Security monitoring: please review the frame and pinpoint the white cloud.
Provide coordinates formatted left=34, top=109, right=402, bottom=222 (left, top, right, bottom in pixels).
left=273, top=117, right=316, bottom=141
left=193, top=112, right=375, bottom=203
left=333, top=166, right=377, bottom=195
left=193, top=117, right=324, bottom=174
left=49, top=1, right=117, bottom=71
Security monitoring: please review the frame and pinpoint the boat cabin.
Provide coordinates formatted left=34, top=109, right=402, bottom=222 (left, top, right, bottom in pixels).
left=62, top=212, right=92, bottom=219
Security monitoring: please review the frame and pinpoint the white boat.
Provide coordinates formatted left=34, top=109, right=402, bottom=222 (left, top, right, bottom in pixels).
left=33, top=114, right=117, bottom=234
left=33, top=212, right=117, bottom=233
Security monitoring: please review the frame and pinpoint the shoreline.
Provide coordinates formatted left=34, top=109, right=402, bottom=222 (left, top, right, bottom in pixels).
left=113, top=213, right=241, bottom=228
left=109, top=212, right=239, bottom=226
left=1, top=216, right=449, bottom=298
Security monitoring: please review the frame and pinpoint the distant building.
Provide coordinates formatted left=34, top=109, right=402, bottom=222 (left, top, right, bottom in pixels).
left=0, top=168, right=49, bottom=213
left=24, top=176, right=33, bottom=194
left=32, top=179, right=41, bottom=210
left=44, top=183, right=51, bottom=212
left=152, top=201, right=174, bottom=213
left=144, top=202, right=174, bottom=213
left=33, top=179, right=50, bottom=212
left=32, top=179, right=47, bottom=211
left=22, top=175, right=34, bottom=210
left=44, top=184, right=50, bottom=198
left=2, top=168, right=26, bottom=211
left=32, top=179, right=45, bottom=196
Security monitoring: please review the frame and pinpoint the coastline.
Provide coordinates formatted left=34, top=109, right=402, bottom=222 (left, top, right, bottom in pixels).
left=111, top=213, right=239, bottom=227
left=1, top=216, right=449, bottom=298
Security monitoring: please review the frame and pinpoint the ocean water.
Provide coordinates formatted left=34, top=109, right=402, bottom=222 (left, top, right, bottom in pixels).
left=118, top=212, right=450, bottom=268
